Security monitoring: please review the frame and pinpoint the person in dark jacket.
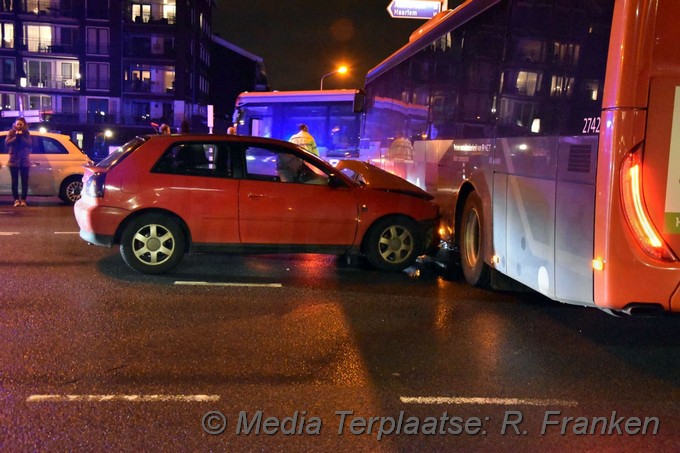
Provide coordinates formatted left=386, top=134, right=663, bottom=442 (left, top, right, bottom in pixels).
left=5, top=117, right=32, bottom=207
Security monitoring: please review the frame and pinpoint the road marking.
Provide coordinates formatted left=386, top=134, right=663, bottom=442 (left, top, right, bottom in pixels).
left=175, top=281, right=283, bottom=288
left=400, top=396, right=579, bottom=407
left=27, top=394, right=220, bottom=403
left=0, top=232, right=80, bottom=235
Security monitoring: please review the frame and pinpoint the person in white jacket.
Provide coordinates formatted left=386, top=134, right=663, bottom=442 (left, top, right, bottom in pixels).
left=289, top=124, right=319, bottom=156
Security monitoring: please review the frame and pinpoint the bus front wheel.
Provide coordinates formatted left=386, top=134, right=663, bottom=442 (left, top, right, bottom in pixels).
left=459, top=192, right=490, bottom=286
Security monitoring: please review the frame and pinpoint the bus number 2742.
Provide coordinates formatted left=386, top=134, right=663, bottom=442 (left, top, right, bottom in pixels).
left=582, top=117, right=601, bottom=134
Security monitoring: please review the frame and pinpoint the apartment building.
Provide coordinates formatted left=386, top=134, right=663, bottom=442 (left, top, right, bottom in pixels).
left=0, top=1, right=263, bottom=157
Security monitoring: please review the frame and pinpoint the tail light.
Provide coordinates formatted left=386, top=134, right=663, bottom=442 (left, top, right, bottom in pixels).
left=619, top=146, right=676, bottom=261
left=84, top=172, right=106, bottom=198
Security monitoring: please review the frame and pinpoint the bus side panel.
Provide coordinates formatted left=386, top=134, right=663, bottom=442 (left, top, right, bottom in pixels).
left=555, top=181, right=595, bottom=304
left=493, top=137, right=558, bottom=298
left=492, top=136, right=597, bottom=305
left=554, top=136, right=598, bottom=305
left=505, top=175, right=556, bottom=299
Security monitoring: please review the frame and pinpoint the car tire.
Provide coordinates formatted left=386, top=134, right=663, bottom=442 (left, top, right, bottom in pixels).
left=459, top=191, right=490, bottom=286
left=59, top=175, right=83, bottom=204
left=364, top=216, right=420, bottom=272
left=120, top=214, right=185, bottom=274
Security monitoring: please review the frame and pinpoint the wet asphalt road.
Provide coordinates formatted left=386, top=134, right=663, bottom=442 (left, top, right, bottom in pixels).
left=1, top=198, right=678, bottom=451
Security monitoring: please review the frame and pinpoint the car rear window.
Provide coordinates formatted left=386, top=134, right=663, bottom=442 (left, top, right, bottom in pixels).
left=95, top=136, right=147, bottom=168
left=152, top=142, right=233, bottom=178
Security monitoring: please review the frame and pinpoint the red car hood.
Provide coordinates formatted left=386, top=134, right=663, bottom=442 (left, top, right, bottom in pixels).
left=336, top=160, right=433, bottom=200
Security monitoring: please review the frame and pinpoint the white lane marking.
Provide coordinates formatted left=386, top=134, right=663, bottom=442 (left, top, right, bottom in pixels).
left=27, top=394, right=220, bottom=403
left=400, top=396, right=578, bottom=407
left=0, top=232, right=79, bottom=235
left=174, top=281, right=282, bottom=288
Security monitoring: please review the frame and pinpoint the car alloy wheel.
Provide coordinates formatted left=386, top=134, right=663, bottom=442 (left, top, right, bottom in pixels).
left=60, top=176, right=84, bottom=204
left=120, top=214, right=185, bottom=274
left=365, top=216, right=420, bottom=272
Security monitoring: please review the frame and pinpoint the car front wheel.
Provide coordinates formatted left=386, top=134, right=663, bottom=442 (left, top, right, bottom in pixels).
left=364, top=216, right=420, bottom=272
left=120, top=214, right=185, bottom=274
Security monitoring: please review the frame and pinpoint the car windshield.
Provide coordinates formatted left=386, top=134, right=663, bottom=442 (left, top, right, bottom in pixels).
left=95, top=136, right=147, bottom=168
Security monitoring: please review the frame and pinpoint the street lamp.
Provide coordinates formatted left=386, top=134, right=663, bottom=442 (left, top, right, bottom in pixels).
left=320, top=65, right=348, bottom=90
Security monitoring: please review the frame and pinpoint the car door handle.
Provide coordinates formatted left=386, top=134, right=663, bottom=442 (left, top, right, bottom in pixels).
left=31, top=162, right=40, bottom=167
left=248, top=193, right=265, bottom=199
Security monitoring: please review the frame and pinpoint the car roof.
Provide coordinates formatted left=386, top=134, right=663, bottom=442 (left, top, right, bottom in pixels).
left=0, top=130, right=73, bottom=140
left=141, top=133, right=325, bottom=159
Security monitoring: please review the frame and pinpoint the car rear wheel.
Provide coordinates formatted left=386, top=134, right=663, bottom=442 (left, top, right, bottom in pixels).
left=59, top=175, right=83, bottom=204
left=120, top=214, right=185, bottom=274
left=364, top=216, right=420, bottom=272
left=459, top=191, right=490, bottom=286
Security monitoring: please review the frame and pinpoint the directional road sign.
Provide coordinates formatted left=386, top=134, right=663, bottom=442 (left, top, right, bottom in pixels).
left=387, top=0, right=442, bottom=19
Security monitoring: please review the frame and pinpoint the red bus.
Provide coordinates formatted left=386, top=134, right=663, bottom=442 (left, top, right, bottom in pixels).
left=362, top=0, right=680, bottom=314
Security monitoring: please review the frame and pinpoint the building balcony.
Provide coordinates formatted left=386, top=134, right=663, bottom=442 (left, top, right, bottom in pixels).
left=123, top=45, right=176, bottom=59
left=19, top=3, right=78, bottom=19
left=26, top=75, right=79, bottom=90
left=128, top=15, right=176, bottom=25
left=123, top=80, right=174, bottom=95
left=23, top=39, right=78, bottom=54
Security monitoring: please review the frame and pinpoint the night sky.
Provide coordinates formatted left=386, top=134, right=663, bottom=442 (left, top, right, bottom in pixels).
left=211, top=1, right=429, bottom=91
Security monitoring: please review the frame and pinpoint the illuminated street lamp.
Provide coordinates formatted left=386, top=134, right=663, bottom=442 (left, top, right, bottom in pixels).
left=320, top=65, right=348, bottom=90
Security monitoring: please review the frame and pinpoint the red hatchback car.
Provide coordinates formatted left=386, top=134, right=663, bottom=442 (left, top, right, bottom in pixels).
left=74, top=134, right=438, bottom=274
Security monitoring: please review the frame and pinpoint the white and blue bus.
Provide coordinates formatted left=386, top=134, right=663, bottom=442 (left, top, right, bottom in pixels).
left=233, top=89, right=365, bottom=160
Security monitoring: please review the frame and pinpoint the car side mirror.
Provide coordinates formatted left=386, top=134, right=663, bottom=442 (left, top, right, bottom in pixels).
left=328, top=174, right=346, bottom=188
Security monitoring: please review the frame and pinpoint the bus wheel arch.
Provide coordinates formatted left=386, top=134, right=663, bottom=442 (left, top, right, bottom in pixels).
left=457, top=190, right=491, bottom=287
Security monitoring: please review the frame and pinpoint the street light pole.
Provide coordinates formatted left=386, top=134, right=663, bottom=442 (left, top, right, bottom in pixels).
left=320, top=71, right=337, bottom=90
left=320, top=66, right=348, bottom=90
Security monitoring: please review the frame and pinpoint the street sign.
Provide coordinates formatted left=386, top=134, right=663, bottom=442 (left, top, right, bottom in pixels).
left=387, top=0, right=442, bottom=19
left=1, top=109, right=40, bottom=118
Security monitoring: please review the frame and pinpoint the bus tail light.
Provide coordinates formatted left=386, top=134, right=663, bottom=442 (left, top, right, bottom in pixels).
left=619, top=148, right=677, bottom=262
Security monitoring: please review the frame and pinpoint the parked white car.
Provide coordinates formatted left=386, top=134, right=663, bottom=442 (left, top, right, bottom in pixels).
left=0, top=131, right=91, bottom=204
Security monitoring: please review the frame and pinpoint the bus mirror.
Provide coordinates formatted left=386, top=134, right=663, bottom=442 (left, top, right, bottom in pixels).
left=353, top=89, right=365, bottom=113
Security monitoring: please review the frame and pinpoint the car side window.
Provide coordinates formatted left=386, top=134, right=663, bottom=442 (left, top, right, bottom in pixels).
left=152, top=142, right=232, bottom=178
left=244, top=146, right=280, bottom=181
left=244, top=146, right=330, bottom=185
left=35, top=137, right=68, bottom=155
left=0, top=135, right=60, bottom=154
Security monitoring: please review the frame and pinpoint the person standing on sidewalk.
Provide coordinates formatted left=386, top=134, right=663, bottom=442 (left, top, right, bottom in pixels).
left=5, top=117, right=32, bottom=207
